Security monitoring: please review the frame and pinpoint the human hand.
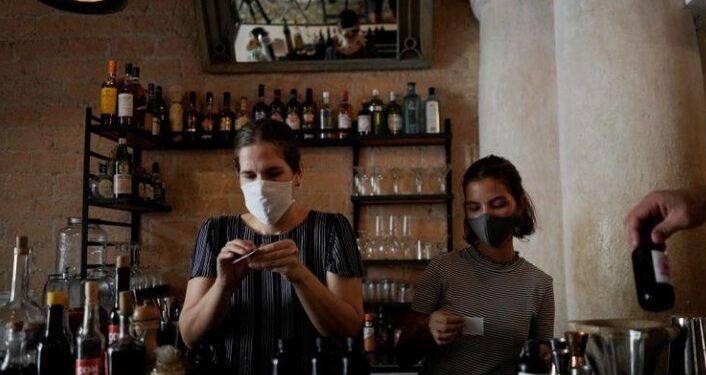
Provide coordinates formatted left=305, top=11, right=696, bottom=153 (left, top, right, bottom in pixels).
left=625, top=188, right=706, bottom=246
left=249, top=239, right=305, bottom=282
left=216, top=239, right=254, bottom=289
left=428, top=310, right=465, bottom=346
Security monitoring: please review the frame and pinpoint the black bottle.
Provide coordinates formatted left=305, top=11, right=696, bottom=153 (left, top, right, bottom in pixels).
left=108, top=255, right=130, bottom=346
left=311, top=337, right=341, bottom=375
left=106, top=291, right=145, bottom=375
left=517, top=339, right=550, bottom=375
left=37, top=292, right=72, bottom=375
left=632, top=231, right=675, bottom=312
left=271, top=338, right=300, bottom=375
left=341, top=337, right=370, bottom=375
left=252, top=84, right=270, bottom=122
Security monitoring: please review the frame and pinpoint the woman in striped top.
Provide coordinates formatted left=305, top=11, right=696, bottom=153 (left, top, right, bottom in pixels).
left=178, top=120, right=365, bottom=374
left=399, top=155, right=555, bottom=375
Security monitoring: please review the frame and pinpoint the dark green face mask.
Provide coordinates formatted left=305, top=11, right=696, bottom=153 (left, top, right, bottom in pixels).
left=468, top=214, right=514, bottom=248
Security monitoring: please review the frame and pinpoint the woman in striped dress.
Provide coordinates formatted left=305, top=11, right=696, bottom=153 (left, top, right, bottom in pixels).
left=178, top=120, right=365, bottom=374
left=399, top=155, right=555, bottom=375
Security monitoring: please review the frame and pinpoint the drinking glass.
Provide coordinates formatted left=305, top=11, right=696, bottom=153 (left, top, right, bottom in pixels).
left=431, top=164, right=452, bottom=193
left=369, top=166, right=384, bottom=196
left=389, top=168, right=404, bottom=195
left=353, top=167, right=370, bottom=196
left=410, top=167, right=426, bottom=194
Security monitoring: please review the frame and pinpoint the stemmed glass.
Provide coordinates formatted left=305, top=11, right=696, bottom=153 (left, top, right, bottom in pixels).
left=369, top=167, right=384, bottom=196
left=353, top=167, right=370, bottom=196
left=410, top=167, right=426, bottom=194
left=431, top=164, right=452, bottom=193
left=389, top=167, right=403, bottom=195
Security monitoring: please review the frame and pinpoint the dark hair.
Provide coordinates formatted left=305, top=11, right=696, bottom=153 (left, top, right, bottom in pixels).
left=233, top=119, right=301, bottom=173
left=462, top=155, right=536, bottom=243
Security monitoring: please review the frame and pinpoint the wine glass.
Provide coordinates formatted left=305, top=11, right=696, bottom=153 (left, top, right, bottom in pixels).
left=389, top=167, right=403, bottom=195
left=353, top=166, right=370, bottom=196
left=431, top=164, right=452, bottom=193
left=410, top=167, right=426, bottom=194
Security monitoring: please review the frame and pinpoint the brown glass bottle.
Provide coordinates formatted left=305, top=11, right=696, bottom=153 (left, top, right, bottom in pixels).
left=131, top=66, right=147, bottom=129
left=183, top=92, right=200, bottom=142
left=201, top=92, right=217, bottom=141
left=117, top=64, right=134, bottom=127
left=219, top=92, right=235, bottom=145
left=632, top=231, right=675, bottom=312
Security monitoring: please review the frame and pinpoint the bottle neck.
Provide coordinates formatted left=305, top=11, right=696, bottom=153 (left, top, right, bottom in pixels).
left=9, top=251, right=26, bottom=303
left=46, top=305, right=66, bottom=337
left=3, top=331, right=26, bottom=368
left=115, top=267, right=130, bottom=309
left=118, top=313, right=131, bottom=340
left=82, top=303, right=100, bottom=335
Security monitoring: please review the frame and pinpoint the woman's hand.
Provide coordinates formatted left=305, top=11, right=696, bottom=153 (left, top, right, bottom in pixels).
left=249, top=239, right=306, bottom=282
left=428, top=310, right=465, bottom=346
left=216, top=239, right=254, bottom=289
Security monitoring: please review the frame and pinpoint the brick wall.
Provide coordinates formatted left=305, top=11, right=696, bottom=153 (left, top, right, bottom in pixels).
left=0, top=0, right=478, bottom=295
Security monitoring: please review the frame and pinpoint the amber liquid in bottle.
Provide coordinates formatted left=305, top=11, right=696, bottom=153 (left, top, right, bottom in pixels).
left=100, top=60, right=118, bottom=126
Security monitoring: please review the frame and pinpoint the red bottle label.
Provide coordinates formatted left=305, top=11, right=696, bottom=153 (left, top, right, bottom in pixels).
left=108, top=324, right=119, bottom=344
left=76, top=357, right=102, bottom=375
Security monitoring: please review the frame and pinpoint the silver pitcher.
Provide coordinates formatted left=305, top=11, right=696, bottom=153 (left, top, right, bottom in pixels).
left=571, top=319, right=679, bottom=375
left=670, top=315, right=706, bottom=375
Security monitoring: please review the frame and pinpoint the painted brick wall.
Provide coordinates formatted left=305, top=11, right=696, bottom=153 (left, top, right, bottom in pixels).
left=0, top=0, right=478, bottom=295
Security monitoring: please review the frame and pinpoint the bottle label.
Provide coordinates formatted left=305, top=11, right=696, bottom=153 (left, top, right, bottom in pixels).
left=254, top=111, right=267, bottom=122
left=236, top=115, right=250, bottom=130
left=286, top=113, right=301, bottom=129
left=138, top=181, right=146, bottom=199
left=271, top=112, right=284, bottom=122
left=338, top=113, right=351, bottom=129
left=117, top=93, right=134, bottom=118
left=652, top=250, right=672, bottom=284
left=76, top=357, right=102, bottom=375
left=220, top=117, right=232, bottom=131
left=170, top=105, right=183, bottom=132
left=363, top=326, right=375, bottom=352
left=108, top=324, right=119, bottom=344
left=114, top=173, right=132, bottom=196
left=320, top=111, right=332, bottom=129
left=303, top=111, right=315, bottom=124
left=388, top=114, right=403, bottom=133
left=100, top=87, right=117, bottom=115
left=152, top=117, right=161, bottom=136
left=202, top=118, right=213, bottom=132
left=426, top=101, right=440, bottom=133
left=373, top=105, right=383, bottom=112
left=358, top=115, right=371, bottom=134
left=98, top=179, right=113, bottom=198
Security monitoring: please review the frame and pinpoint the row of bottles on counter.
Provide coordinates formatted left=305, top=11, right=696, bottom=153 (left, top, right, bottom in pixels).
left=272, top=337, right=371, bottom=375
left=362, top=307, right=397, bottom=367
left=89, top=137, right=166, bottom=204
left=97, top=61, right=443, bottom=144
left=516, top=331, right=591, bottom=375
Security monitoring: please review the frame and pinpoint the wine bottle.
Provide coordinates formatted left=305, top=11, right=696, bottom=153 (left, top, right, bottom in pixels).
left=36, top=292, right=72, bottom=375
left=75, top=282, right=105, bottom=375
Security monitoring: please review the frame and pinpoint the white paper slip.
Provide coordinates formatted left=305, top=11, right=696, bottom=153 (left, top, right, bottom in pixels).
left=232, top=248, right=261, bottom=264
left=463, top=317, right=484, bottom=336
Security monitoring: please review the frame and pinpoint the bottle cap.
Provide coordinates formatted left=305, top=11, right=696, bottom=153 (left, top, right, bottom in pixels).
left=15, top=236, right=28, bottom=256
left=46, top=291, right=68, bottom=307
left=116, top=255, right=129, bottom=268
left=85, top=281, right=99, bottom=306
left=119, top=291, right=134, bottom=315
left=365, top=313, right=374, bottom=321
left=429, top=87, right=436, bottom=95
left=108, top=60, right=116, bottom=72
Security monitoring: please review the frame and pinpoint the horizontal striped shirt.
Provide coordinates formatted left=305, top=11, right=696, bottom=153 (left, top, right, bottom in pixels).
left=412, top=246, right=554, bottom=375
left=189, top=211, right=365, bottom=374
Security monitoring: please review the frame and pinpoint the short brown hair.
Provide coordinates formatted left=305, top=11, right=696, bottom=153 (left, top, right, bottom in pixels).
left=233, top=119, right=301, bottom=173
left=462, top=155, right=536, bottom=244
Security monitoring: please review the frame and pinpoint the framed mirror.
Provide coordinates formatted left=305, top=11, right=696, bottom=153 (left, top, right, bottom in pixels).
left=195, top=0, right=433, bottom=73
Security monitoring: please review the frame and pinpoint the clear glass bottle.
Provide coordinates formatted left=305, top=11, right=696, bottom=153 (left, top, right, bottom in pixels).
left=319, top=91, right=333, bottom=140
left=91, top=163, right=113, bottom=200
left=113, top=137, right=132, bottom=198
left=75, top=282, right=105, bottom=375
left=403, top=82, right=422, bottom=134
left=386, top=91, right=403, bottom=135
left=0, top=237, right=44, bottom=359
left=0, top=321, right=36, bottom=375
left=336, top=91, right=353, bottom=139
left=107, top=291, right=145, bottom=375
left=424, top=87, right=440, bottom=133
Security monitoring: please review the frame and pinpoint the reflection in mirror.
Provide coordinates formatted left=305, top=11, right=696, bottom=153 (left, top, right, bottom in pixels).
left=196, top=0, right=431, bottom=73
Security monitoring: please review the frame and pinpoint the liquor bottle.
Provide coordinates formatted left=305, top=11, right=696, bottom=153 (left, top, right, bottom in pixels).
left=375, top=307, right=391, bottom=359
left=219, top=92, right=235, bottom=145
left=632, top=230, right=675, bottom=312
left=154, top=86, right=169, bottom=138
left=302, top=88, right=317, bottom=139
left=424, top=87, right=440, bottom=133
left=357, top=102, right=372, bottom=136
left=168, top=86, right=184, bottom=143
left=75, top=282, right=105, bottom=375
left=319, top=91, right=333, bottom=139
left=362, top=314, right=375, bottom=355
left=144, top=83, right=156, bottom=133
left=270, top=89, right=285, bottom=122
left=0, top=321, right=36, bottom=375
left=113, top=138, right=132, bottom=198
left=341, top=337, right=370, bottom=375
left=285, top=89, right=302, bottom=131
left=131, top=67, right=147, bottom=129
left=108, top=255, right=130, bottom=346
left=92, top=162, right=113, bottom=199
left=565, top=332, right=591, bottom=375
left=283, top=19, right=294, bottom=56
left=201, top=92, right=217, bottom=141
left=117, top=64, right=134, bottom=127
left=310, top=337, right=340, bottom=375
left=252, top=84, right=270, bottom=122
left=235, top=97, right=250, bottom=130
left=271, top=338, right=297, bottom=375
left=183, top=91, right=200, bottom=142
left=36, top=292, right=72, bottom=375
left=403, top=82, right=422, bottom=134
left=152, top=162, right=165, bottom=205
left=336, top=91, right=353, bottom=139
left=100, top=60, right=118, bottom=126
left=107, top=292, right=145, bottom=375
left=368, top=89, right=385, bottom=135
left=0, top=236, right=44, bottom=357
left=517, top=339, right=550, bottom=375
left=386, top=91, right=403, bottom=135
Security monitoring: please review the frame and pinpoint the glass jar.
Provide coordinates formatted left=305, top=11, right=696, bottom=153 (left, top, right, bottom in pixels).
left=56, top=218, right=108, bottom=277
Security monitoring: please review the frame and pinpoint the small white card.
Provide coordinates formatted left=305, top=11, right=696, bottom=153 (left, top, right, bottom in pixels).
left=463, top=317, right=484, bottom=336
left=232, top=248, right=261, bottom=264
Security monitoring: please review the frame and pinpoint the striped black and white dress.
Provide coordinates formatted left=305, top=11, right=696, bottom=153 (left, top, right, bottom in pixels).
left=412, top=246, right=554, bottom=375
left=189, top=210, right=366, bottom=375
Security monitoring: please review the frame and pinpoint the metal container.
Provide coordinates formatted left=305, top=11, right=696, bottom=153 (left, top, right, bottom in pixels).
left=670, top=315, right=706, bottom=375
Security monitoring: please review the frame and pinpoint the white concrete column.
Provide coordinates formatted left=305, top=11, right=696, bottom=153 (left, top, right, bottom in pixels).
left=471, top=0, right=568, bottom=331
left=554, top=0, right=706, bottom=319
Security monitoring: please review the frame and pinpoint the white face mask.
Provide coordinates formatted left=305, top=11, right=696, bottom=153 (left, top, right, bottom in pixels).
left=241, top=179, right=295, bottom=226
